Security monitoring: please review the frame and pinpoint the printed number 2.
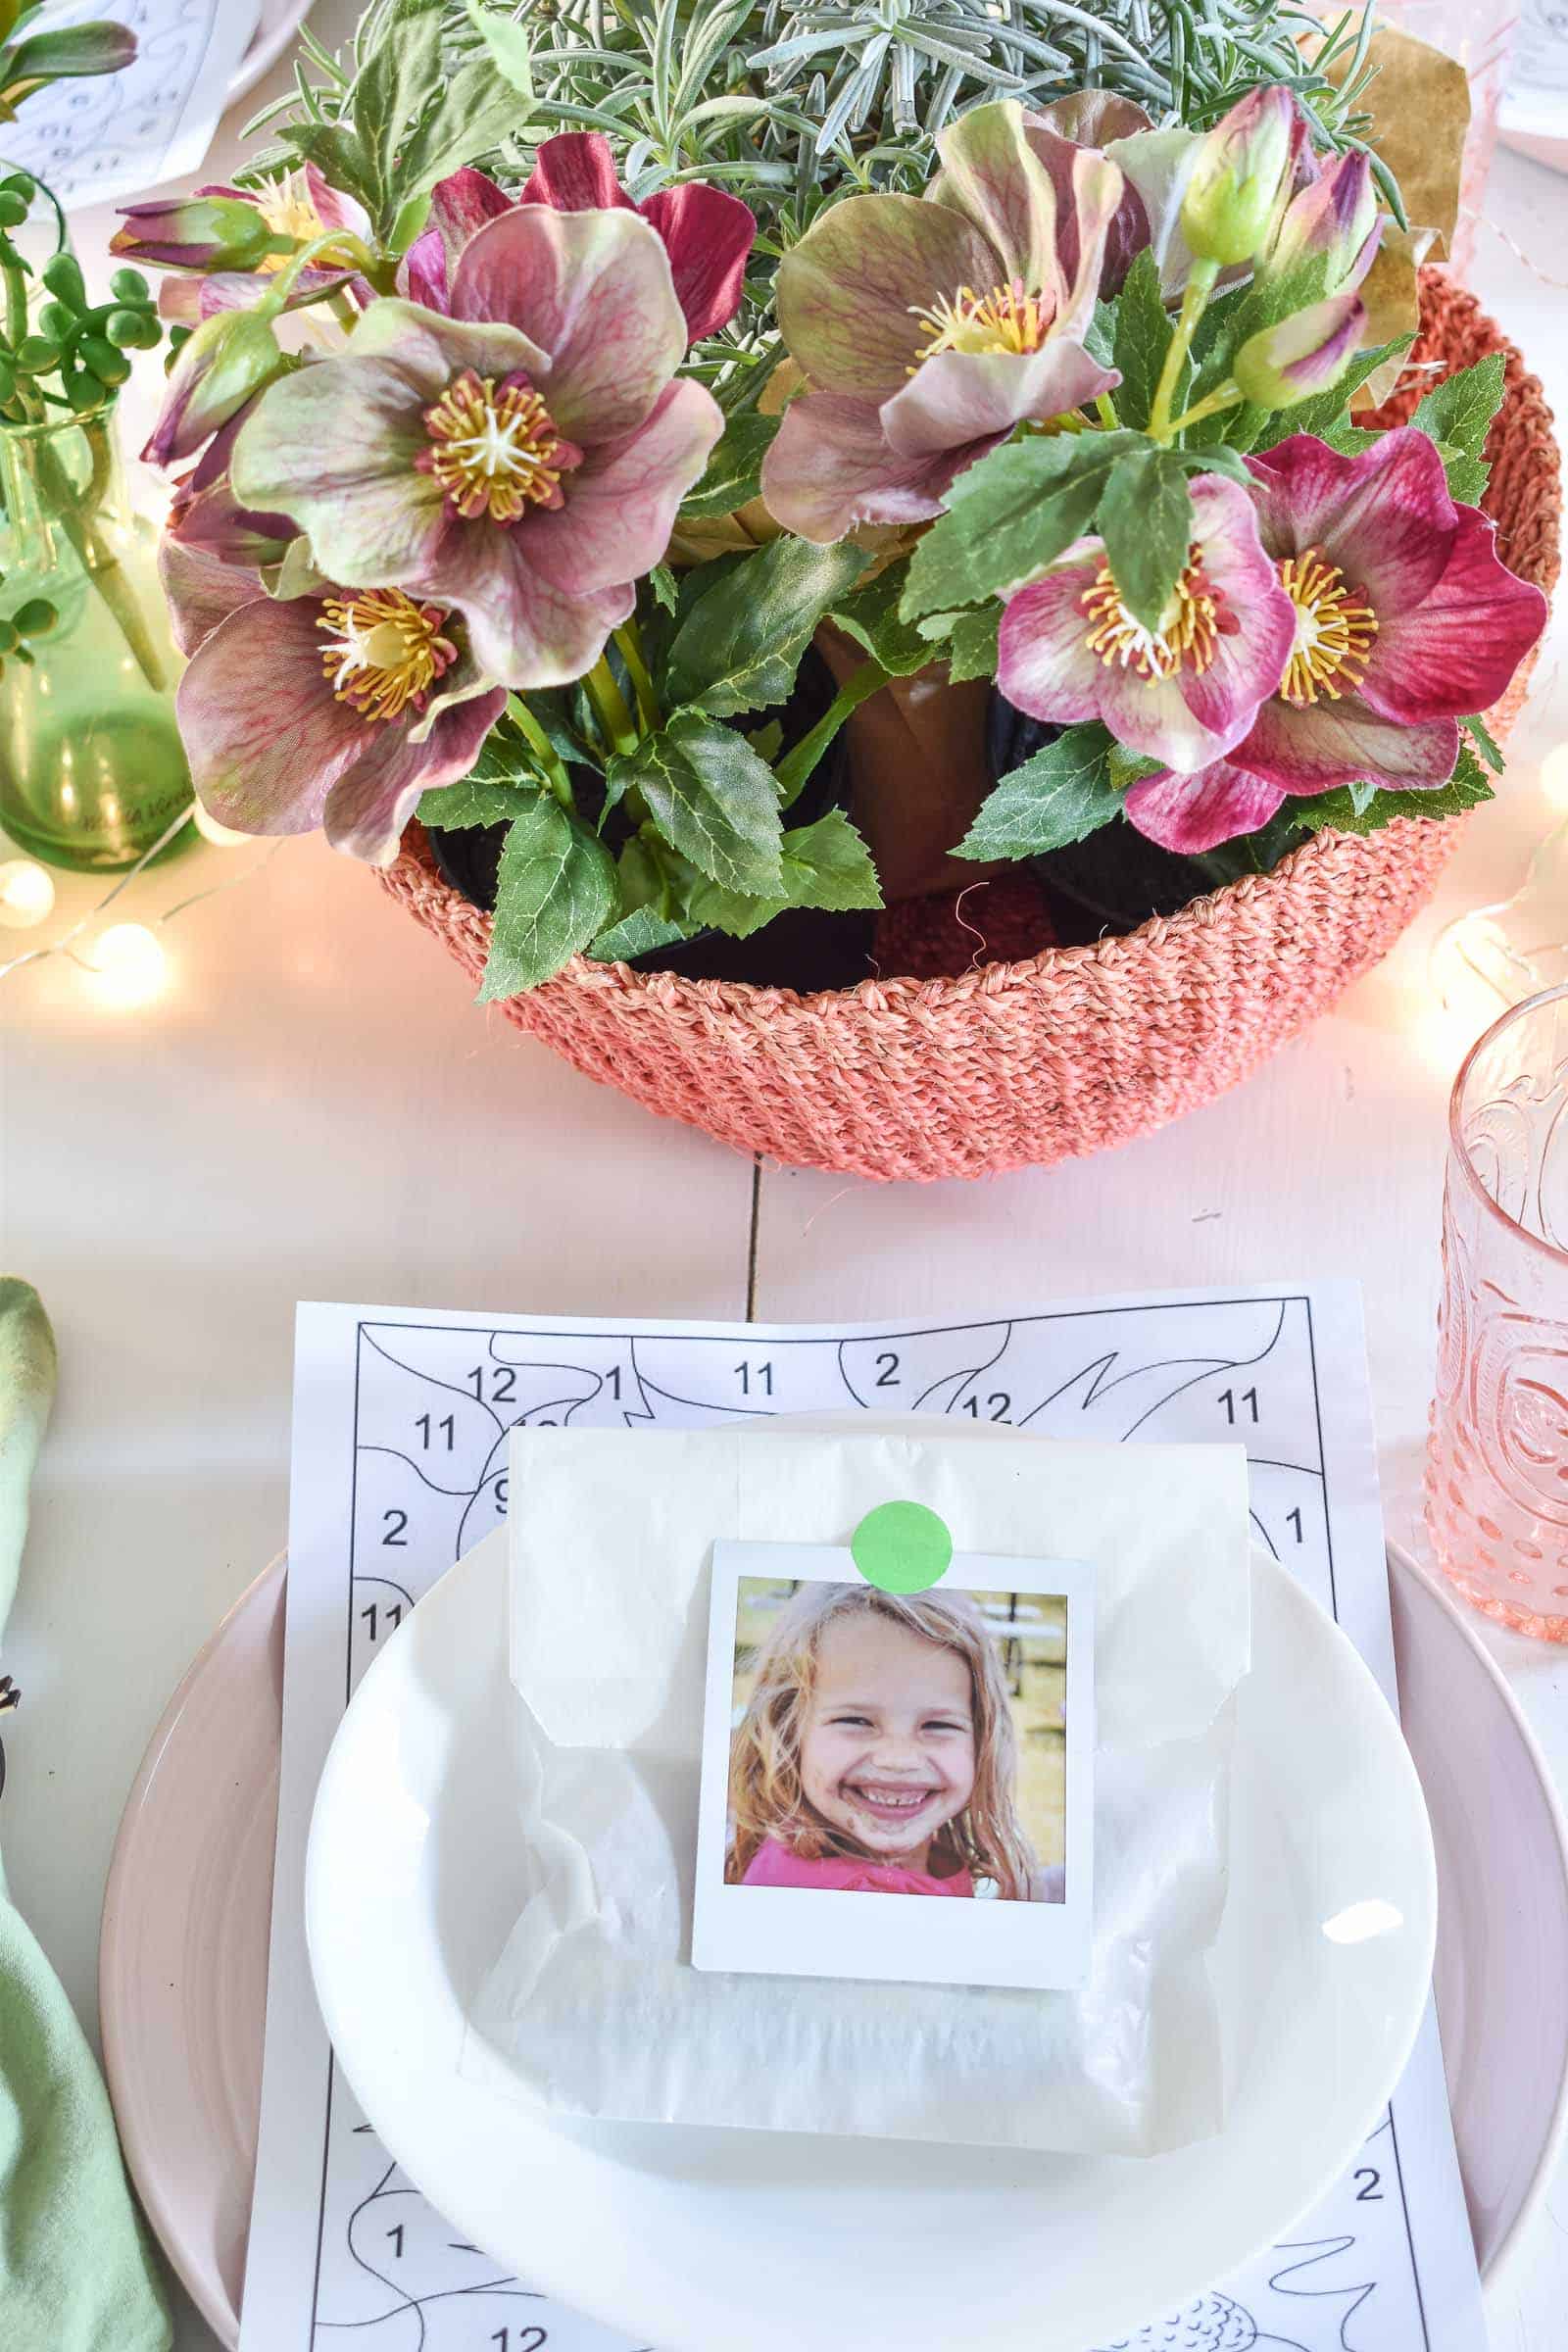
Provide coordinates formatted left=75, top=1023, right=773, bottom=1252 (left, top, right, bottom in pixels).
left=1218, top=1387, right=1259, bottom=1425
left=1354, top=2168, right=1383, bottom=2201
left=381, top=1508, right=409, bottom=1546
left=874, top=1351, right=901, bottom=1389
left=735, top=1359, right=773, bottom=1397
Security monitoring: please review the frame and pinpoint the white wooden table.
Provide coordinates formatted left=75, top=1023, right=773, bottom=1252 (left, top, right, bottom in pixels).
left=3, top=18, right=1566, bottom=2346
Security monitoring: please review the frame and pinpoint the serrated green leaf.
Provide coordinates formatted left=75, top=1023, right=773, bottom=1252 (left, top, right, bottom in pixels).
left=663, top=536, right=868, bottom=718
left=649, top=563, right=678, bottom=614
left=353, top=0, right=444, bottom=209
left=588, top=906, right=692, bottom=962
left=685, top=808, right=882, bottom=937
left=956, top=723, right=1120, bottom=860
left=828, top=558, right=930, bottom=677
left=901, top=433, right=1143, bottom=621
left=462, top=0, right=535, bottom=96
left=1439, top=446, right=1490, bottom=505
left=1173, top=442, right=1251, bottom=483
left=676, top=411, right=779, bottom=519
left=1291, top=742, right=1495, bottom=837
left=1412, top=354, right=1505, bottom=470
left=610, top=714, right=785, bottom=893
left=399, top=50, right=531, bottom=199
left=1106, top=740, right=1162, bottom=791
left=417, top=774, right=537, bottom=830
left=947, top=604, right=1000, bottom=684
left=478, top=796, right=617, bottom=1000
left=1462, top=710, right=1505, bottom=773
left=1099, top=448, right=1194, bottom=634
left=1111, top=248, right=1176, bottom=433
left=274, top=122, right=379, bottom=214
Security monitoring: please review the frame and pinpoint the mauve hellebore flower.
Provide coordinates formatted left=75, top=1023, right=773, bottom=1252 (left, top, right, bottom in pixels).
left=760, top=100, right=1128, bottom=544
left=171, top=564, right=506, bottom=865
left=997, top=474, right=1298, bottom=774
left=228, top=205, right=729, bottom=687
left=1123, top=430, right=1550, bottom=851
left=400, top=133, right=756, bottom=347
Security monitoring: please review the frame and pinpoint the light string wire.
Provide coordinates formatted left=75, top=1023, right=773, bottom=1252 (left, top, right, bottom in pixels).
left=0, top=799, right=286, bottom=986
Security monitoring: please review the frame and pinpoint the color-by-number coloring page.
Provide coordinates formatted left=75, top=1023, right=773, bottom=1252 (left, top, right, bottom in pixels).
left=240, top=1287, right=1486, bottom=2352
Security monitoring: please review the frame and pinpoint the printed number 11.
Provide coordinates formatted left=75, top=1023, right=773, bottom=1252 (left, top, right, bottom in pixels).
left=735, top=1359, right=773, bottom=1396
left=1218, top=1386, right=1259, bottom=1425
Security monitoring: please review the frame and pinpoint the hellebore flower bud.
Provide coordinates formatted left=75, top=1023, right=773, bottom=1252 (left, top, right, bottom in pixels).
left=1233, top=290, right=1367, bottom=409
left=1181, top=86, right=1302, bottom=269
left=1262, top=151, right=1382, bottom=296
left=141, top=305, right=285, bottom=468
left=113, top=194, right=280, bottom=273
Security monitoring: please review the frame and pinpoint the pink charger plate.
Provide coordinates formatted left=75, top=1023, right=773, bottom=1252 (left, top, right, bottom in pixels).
left=99, top=1544, right=1568, bottom=2349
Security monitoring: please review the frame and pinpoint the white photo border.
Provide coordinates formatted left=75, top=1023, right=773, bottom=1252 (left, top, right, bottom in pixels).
left=692, top=1540, right=1096, bottom=1991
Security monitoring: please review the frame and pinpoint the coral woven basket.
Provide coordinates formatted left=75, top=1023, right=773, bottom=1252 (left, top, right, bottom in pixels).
left=380, top=274, right=1560, bottom=1183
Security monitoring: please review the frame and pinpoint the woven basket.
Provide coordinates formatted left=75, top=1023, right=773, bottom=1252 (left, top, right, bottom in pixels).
left=381, top=274, right=1560, bottom=1182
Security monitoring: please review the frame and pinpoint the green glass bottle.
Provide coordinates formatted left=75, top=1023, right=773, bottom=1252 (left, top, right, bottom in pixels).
left=0, top=405, right=193, bottom=871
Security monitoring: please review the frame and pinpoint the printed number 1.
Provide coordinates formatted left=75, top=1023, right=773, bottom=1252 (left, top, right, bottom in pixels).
left=1287, top=1506, right=1304, bottom=1544
left=734, top=1359, right=774, bottom=1396
left=1218, top=1387, right=1259, bottom=1425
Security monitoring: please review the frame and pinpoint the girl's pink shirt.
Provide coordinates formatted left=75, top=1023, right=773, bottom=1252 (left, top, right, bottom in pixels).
left=742, top=1836, right=974, bottom=1898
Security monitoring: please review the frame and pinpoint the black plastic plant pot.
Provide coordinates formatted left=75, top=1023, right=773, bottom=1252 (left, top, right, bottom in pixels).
left=986, top=687, right=1213, bottom=944
left=427, top=647, right=878, bottom=995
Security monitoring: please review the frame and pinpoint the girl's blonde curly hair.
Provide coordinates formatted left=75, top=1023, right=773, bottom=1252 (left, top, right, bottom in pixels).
left=725, top=1580, right=1037, bottom=1899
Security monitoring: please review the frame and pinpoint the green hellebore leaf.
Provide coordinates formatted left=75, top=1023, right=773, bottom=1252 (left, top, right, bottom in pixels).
left=827, top=558, right=931, bottom=678
left=608, top=714, right=786, bottom=895
left=946, top=604, right=1001, bottom=685
left=662, top=535, right=868, bottom=719
left=677, top=411, right=779, bottom=520
left=685, top=808, right=882, bottom=938
left=902, top=433, right=1145, bottom=623
left=956, top=723, right=1121, bottom=860
left=1290, top=742, right=1495, bottom=838
left=1098, top=447, right=1195, bottom=635
left=478, top=795, right=617, bottom=1001
left=1111, top=249, right=1177, bottom=433
left=588, top=906, right=693, bottom=962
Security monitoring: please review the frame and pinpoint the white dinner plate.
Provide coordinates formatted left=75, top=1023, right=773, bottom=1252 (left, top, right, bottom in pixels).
left=304, top=1531, right=1436, bottom=2352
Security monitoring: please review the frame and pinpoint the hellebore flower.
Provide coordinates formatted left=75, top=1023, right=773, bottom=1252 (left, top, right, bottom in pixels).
left=997, top=474, right=1297, bottom=773
left=173, top=569, right=506, bottom=864
left=762, top=100, right=1125, bottom=544
left=158, top=406, right=298, bottom=654
left=126, top=167, right=372, bottom=323
left=229, top=206, right=724, bottom=687
left=1180, top=86, right=1304, bottom=269
left=1122, top=429, right=1549, bottom=851
left=400, top=135, right=756, bottom=347
left=1259, top=150, right=1381, bottom=297
left=1232, top=289, right=1366, bottom=410
left=142, top=304, right=286, bottom=467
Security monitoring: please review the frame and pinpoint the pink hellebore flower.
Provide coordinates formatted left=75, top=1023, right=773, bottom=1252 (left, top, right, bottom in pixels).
left=997, top=474, right=1297, bottom=774
left=134, top=166, right=372, bottom=323
left=228, top=206, right=725, bottom=688
left=1123, top=429, right=1549, bottom=852
left=401, top=134, right=756, bottom=347
left=760, top=100, right=1126, bottom=544
left=172, top=565, right=506, bottom=864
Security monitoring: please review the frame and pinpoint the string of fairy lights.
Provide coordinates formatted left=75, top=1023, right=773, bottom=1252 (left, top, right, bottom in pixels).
left=0, top=800, right=284, bottom=1007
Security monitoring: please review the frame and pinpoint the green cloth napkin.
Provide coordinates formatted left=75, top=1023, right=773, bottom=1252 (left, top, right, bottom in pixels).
left=0, top=1278, right=171, bottom=2352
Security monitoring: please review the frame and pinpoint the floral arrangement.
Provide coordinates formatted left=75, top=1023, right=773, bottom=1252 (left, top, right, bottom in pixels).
left=122, top=0, right=1548, bottom=997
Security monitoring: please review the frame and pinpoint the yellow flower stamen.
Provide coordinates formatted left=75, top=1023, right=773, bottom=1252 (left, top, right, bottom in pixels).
left=910, top=280, right=1054, bottom=367
left=419, top=368, right=576, bottom=523
left=250, top=169, right=357, bottom=271
left=1277, top=547, right=1378, bottom=705
left=318, top=589, right=458, bottom=725
left=1080, top=548, right=1224, bottom=683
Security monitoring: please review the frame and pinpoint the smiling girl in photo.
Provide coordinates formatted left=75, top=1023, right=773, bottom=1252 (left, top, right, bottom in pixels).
left=726, top=1582, right=1057, bottom=1901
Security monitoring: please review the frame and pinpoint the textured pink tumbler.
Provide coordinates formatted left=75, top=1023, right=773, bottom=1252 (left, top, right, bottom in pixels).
left=1427, top=983, right=1568, bottom=1640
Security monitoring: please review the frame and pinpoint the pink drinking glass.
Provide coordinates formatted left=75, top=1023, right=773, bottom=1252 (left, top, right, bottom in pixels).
left=1427, top=982, right=1568, bottom=1639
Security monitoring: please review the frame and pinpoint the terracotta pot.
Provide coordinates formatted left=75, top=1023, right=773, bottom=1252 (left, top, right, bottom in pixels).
left=378, top=275, right=1560, bottom=1183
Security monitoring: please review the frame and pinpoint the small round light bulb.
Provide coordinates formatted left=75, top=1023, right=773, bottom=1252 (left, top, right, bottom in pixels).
left=0, top=858, right=55, bottom=929
left=82, top=920, right=168, bottom=1006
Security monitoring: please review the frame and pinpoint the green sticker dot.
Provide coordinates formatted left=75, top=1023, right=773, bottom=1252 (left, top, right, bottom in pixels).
left=851, top=1500, right=953, bottom=1593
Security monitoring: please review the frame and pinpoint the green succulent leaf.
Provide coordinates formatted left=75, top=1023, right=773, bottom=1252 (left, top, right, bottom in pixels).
left=478, top=795, right=617, bottom=1001
left=956, top=723, right=1121, bottom=860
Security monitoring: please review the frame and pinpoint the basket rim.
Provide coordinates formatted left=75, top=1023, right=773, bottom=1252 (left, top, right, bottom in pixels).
left=399, top=270, right=1560, bottom=1025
